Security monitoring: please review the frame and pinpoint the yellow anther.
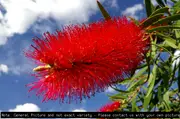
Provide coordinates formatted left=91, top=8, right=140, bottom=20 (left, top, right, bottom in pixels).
left=33, top=64, right=51, bottom=72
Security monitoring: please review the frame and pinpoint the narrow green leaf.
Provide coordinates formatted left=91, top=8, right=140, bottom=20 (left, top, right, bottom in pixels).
left=118, top=78, right=131, bottom=85
left=142, top=86, right=148, bottom=91
left=156, top=32, right=180, bottom=49
left=163, top=91, right=171, bottom=110
left=158, top=86, right=163, bottom=102
left=145, top=65, right=157, bottom=98
left=147, top=26, right=180, bottom=33
left=144, top=0, right=155, bottom=17
left=143, top=92, right=153, bottom=110
left=127, top=16, right=139, bottom=25
left=164, top=37, right=179, bottom=49
left=109, top=94, right=128, bottom=99
left=127, top=75, right=148, bottom=91
left=151, top=6, right=169, bottom=16
left=169, top=89, right=178, bottom=96
left=127, top=67, right=148, bottom=90
left=97, top=0, right=111, bottom=20
left=131, top=67, right=148, bottom=80
left=132, top=96, right=139, bottom=112
left=171, top=0, right=180, bottom=14
left=175, top=29, right=180, bottom=38
left=151, top=36, right=157, bottom=59
left=140, top=13, right=164, bottom=28
left=178, top=63, right=180, bottom=92
left=153, top=14, right=180, bottom=26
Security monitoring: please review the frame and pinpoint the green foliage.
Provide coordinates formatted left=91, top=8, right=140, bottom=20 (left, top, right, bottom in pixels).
left=96, top=0, right=111, bottom=20
left=97, top=0, right=180, bottom=113
left=144, top=0, right=155, bottom=17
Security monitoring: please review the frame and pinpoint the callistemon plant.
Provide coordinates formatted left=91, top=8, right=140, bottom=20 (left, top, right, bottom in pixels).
left=24, top=0, right=180, bottom=113
left=24, top=17, right=150, bottom=103
left=99, top=101, right=121, bottom=112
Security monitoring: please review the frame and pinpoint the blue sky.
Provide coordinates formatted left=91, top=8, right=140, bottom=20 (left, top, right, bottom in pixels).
left=0, top=0, right=175, bottom=113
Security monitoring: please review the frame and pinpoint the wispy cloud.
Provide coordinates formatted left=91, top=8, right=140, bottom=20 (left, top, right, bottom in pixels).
left=0, top=64, right=8, bottom=74
left=122, top=4, right=143, bottom=20
left=0, top=0, right=106, bottom=45
left=0, top=39, right=35, bottom=75
left=109, top=0, right=119, bottom=9
left=9, top=103, right=40, bottom=112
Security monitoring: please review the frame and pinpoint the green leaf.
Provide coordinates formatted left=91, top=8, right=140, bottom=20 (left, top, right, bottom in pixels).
left=131, top=67, right=148, bottom=81
left=163, top=91, right=171, bottom=111
left=127, top=77, right=147, bottom=92
left=164, top=37, right=179, bottom=49
left=143, top=92, right=153, bottom=111
left=156, top=32, right=180, bottom=49
left=109, top=93, right=128, bottom=100
left=175, top=29, right=180, bottom=38
left=178, top=63, right=180, bottom=92
left=140, top=13, right=164, bottom=28
left=158, top=86, right=163, bottom=102
left=174, top=20, right=180, bottom=38
left=153, top=14, right=180, bottom=26
left=169, top=89, right=178, bottom=96
left=127, top=16, right=139, bottom=25
left=132, top=95, right=139, bottom=112
left=127, top=67, right=148, bottom=90
left=150, top=6, right=169, bottom=16
left=147, top=26, right=180, bottom=33
left=144, top=0, right=155, bottom=17
left=118, top=78, right=131, bottom=85
left=171, top=0, right=180, bottom=14
left=97, top=0, right=111, bottom=20
left=145, top=65, right=157, bottom=98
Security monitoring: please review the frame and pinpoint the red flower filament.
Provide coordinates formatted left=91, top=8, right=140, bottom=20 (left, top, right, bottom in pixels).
left=25, top=17, right=150, bottom=103
left=99, top=101, right=121, bottom=112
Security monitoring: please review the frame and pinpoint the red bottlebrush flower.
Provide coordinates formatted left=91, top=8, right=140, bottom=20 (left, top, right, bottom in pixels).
left=99, top=101, right=121, bottom=112
left=24, top=17, right=150, bottom=103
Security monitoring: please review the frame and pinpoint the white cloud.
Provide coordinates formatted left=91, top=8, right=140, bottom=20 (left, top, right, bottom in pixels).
left=32, top=23, right=52, bottom=35
left=9, top=103, right=40, bottom=112
left=3, top=103, right=40, bottom=119
left=72, top=109, right=87, bottom=112
left=0, top=11, right=3, bottom=19
left=0, top=0, right=106, bottom=45
left=0, top=64, right=8, bottom=74
left=0, top=36, right=8, bottom=45
left=110, top=0, right=118, bottom=9
left=122, top=4, right=143, bottom=20
left=0, top=41, right=36, bottom=75
left=172, top=50, right=180, bottom=69
left=105, top=87, right=116, bottom=93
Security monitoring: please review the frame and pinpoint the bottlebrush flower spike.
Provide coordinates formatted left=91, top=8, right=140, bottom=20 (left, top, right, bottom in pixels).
left=99, top=101, right=121, bottom=112
left=24, top=17, right=150, bottom=103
